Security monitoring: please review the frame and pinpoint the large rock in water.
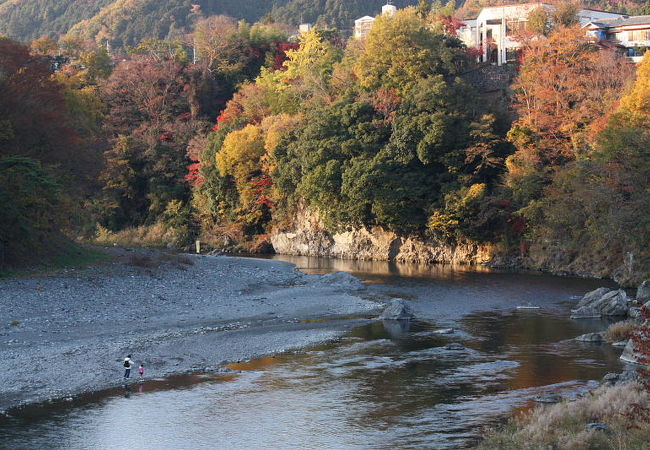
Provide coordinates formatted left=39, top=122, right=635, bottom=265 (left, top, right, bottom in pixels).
left=620, top=339, right=645, bottom=365
left=381, top=298, right=415, bottom=321
left=575, top=333, right=603, bottom=343
left=571, top=288, right=628, bottom=319
left=637, top=280, right=650, bottom=303
left=316, top=271, right=365, bottom=291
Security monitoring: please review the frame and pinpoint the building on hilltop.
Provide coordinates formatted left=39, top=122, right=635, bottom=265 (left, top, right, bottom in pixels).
left=354, top=16, right=376, bottom=39
left=586, top=15, right=650, bottom=62
left=460, top=3, right=625, bottom=65
left=354, top=2, right=397, bottom=39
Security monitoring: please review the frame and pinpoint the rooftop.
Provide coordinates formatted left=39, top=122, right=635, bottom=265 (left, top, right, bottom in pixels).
left=588, top=15, right=650, bottom=29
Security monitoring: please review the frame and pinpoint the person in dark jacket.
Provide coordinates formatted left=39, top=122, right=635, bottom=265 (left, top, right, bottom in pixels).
left=123, top=354, right=134, bottom=379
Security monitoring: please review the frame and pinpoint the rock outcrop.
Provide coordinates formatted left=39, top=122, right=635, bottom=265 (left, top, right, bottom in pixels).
left=620, top=339, right=645, bottom=365
left=381, top=298, right=415, bottom=321
left=575, top=333, right=604, bottom=343
left=570, top=288, right=628, bottom=319
left=637, top=280, right=650, bottom=303
left=271, top=209, right=494, bottom=265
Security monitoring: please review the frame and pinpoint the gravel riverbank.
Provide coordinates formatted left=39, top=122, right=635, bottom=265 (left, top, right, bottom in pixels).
left=0, top=249, right=382, bottom=412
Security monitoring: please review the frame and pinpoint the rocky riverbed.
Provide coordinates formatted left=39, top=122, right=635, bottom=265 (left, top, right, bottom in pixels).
left=0, top=248, right=383, bottom=412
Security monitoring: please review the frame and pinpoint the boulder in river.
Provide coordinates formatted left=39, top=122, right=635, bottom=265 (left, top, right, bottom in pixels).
left=319, top=271, right=366, bottom=291
left=380, top=298, right=415, bottom=321
left=571, top=288, right=628, bottom=319
left=620, top=339, right=645, bottom=365
left=444, top=343, right=465, bottom=351
left=534, top=393, right=561, bottom=404
left=602, top=373, right=619, bottom=385
left=586, top=423, right=610, bottom=433
left=637, top=280, right=650, bottom=303
left=575, top=333, right=603, bottom=343
left=432, top=328, right=455, bottom=335
left=628, top=307, right=642, bottom=320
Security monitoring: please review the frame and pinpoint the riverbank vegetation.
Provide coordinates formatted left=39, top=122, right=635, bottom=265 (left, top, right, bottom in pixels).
left=1, top=1, right=650, bottom=283
left=478, top=382, right=650, bottom=449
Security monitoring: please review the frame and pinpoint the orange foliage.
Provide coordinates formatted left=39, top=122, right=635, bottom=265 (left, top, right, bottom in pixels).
left=511, top=26, right=634, bottom=163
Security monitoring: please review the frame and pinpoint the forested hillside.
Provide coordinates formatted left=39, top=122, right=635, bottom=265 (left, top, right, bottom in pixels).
left=0, top=0, right=114, bottom=41
left=0, top=0, right=287, bottom=44
left=270, top=0, right=420, bottom=31
left=0, top=0, right=420, bottom=44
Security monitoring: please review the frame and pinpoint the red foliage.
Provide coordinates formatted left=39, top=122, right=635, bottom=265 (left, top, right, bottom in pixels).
left=250, top=177, right=272, bottom=188
left=273, top=42, right=300, bottom=71
left=439, top=16, right=463, bottom=37
left=185, top=160, right=204, bottom=186
left=371, top=88, right=401, bottom=122
left=0, top=38, right=82, bottom=169
left=250, top=176, right=274, bottom=207
left=632, top=305, right=650, bottom=389
left=508, top=215, right=527, bottom=234
left=465, top=46, right=483, bottom=61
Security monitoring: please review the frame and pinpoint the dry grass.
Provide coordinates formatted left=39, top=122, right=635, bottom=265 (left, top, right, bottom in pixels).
left=478, top=383, right=650, bottom=449
left=128, top=254, right=156, bottom=268
left=94, top=223, right=185, bottom=249
left=604, top=320, right=638, bottom=343
left=127, top=251, right=195, bottom=270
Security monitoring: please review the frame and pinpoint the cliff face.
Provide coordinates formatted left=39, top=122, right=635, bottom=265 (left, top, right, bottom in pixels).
left=270, top=209, right=495, bottom=265
left=269, top=209, right=648, bottom=286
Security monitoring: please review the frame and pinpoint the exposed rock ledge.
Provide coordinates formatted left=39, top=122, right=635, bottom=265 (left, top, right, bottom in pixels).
left=270, top=210, right=494, bottom=265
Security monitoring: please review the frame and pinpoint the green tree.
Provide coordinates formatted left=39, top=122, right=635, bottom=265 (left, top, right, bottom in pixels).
left=0, top=157, right=63, bottom=265
left=527, top=6, right=549, bottom=36
left=355, top=8, right=466, bottom=95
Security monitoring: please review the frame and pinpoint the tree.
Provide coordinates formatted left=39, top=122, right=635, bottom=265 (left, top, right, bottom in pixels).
left=505, top=41, right=650, bottom=282
left=354, top=8, right=466, bottom=95
left=527, top=6, right=549, bottom=36
left=0, top=157, right=63, bottom=265
left=98, top=54, right=206, bottom=230
left=279, top=28, right=343, bottom=103
left=416, top=0, right=431, bottom=18
left=194, top=16, right=251, bottom=75
left=551, top=2, right=579, bottom=28
left=216, top=124, right=270, bottom=230
left=509, top=27, right=633, bottom=168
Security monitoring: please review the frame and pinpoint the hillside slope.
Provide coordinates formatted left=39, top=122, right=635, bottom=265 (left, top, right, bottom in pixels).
left=0, top=0, right=114, bottom=41
left=271, top=0, right=420, bottom=32
left=1, top=0, right=419, bottom=44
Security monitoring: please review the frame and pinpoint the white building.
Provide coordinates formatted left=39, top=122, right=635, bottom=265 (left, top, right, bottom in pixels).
left=299, top=23, right=313, bottom=34
left=586, top=15, right=650, bottom=62
left=461, top=3, right=625, bottom=65
left=354, top=2, right=397, bottom=39
left=354, top=16, right=376, bottom=39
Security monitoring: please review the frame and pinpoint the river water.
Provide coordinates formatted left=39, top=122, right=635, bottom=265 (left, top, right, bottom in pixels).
left=0, top=257, right=624, bottom=449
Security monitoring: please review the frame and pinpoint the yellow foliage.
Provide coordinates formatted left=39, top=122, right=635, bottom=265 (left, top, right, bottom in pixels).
left=260, top=113, right=301, bottom=171
left=216, top=124, right=265, bottom=180
left=618, top=53, right=650, bottom=126
left=427, top=210, right=459, bottom=238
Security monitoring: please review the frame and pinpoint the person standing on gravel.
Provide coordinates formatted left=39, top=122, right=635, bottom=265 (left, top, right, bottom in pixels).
left=123, top=355, right=134, bottom=379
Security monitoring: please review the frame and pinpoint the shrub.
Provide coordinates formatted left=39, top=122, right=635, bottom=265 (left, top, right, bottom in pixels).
left=478, top=383, right=650, bottom=449
left=604, top=319, right=637, bottom=343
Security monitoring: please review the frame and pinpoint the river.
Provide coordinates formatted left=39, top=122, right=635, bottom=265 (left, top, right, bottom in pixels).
left=0, top=256, right=624, bottom=449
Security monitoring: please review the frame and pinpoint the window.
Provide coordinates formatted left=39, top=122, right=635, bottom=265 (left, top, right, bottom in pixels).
left=506, top=20, right=526, bottom=36
left=627, top=30, right=650, bottom=41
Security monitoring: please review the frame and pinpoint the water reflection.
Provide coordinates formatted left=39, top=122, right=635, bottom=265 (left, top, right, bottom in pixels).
left=0, top=261, right=625, bottom=449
